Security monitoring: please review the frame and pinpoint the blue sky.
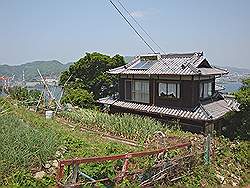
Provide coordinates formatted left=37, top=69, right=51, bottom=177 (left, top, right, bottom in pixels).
left=0, top=0, right=250, bottom=68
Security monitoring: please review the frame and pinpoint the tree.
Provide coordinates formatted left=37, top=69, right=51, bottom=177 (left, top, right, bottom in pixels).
left=222, top=78, right=250, bottom=140
left=60, top=52, right=125, bottom=106
left=61, top=88, right=95, bottom=109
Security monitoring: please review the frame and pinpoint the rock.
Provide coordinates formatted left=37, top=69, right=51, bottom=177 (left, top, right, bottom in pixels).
left=34, top=171, right=46, bottom=180
left=60, top=147, right=67, bottom=154
left=231, top=173, right=237, bottom=179
left=52, top=160, right=58, bottom=167
left=216, top=174, right=225, bottom=184
left=232, top=181, right=237, bottom=187
left=55, top=151, right=62, bottom=157
left=44, top=163, right=51, bottom=169
left=48, top=167, right=57, bottom=175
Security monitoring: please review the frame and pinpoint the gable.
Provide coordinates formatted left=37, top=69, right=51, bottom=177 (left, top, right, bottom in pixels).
left=196, top=59, right=211, bottom=68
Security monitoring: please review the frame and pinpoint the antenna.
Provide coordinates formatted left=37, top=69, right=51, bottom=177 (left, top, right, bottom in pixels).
left=109, top=0, right=157, bottom=54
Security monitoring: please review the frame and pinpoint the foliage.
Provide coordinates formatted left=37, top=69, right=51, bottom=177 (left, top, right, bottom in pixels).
left=59, top=108, right=186, bottom=144
left=61, top=88, right=95, bottom=108
left=222, top=78, right=250, bottom=140
left=0, top=98, right=146, bottom=186
left=0, top=60, right=67, bottom=81
left=8, top=86, right=41, bottom=105
left=10, top=170, right=55, bottom=187
left=1, top=98, right=249, bottom=187
left=0, top=113, right=59, bottom=185
left=59, top=52, right=126, bottom=101
left=179, top=136, right=250, bottom=187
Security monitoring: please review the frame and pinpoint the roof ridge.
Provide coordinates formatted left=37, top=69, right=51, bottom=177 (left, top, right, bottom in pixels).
left=199, top=103, right=213, bottom=119
left=184, top=54, right=202, bottom=74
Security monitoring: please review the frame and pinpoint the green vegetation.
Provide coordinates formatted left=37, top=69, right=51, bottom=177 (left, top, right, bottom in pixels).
left=59, top=108, right=186, bottom=144
left=61, top=88, right=95, bottom=109
left=222, top=78, right=250, bottom=140
left=0, top=98, right=144, bottom=187
left=60, top=52, right=126, bottom=107
left=0, top=114, right=59, bottom=186
left=0, top=98, right=249, bottom=187
left=0, top=60, right=68, bottom=81
left=179, top=136, right=249, bottom=187
left=8, top=86, right=41, bottom=105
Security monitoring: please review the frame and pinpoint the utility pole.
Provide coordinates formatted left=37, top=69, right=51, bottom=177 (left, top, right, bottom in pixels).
left=22, top=70, right=26, bottom=86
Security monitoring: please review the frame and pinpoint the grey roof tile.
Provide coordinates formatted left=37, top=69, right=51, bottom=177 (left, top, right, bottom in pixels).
left=98, top=94, right=239, bottom=121
left=108, top=52, right=228, bottom=76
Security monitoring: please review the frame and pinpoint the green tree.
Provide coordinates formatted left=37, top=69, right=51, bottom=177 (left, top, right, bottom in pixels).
left=60, top=52, right=125, bottom=106
left=61, top=88, right=95, bottom=109
left=223, top=78, right=250, bottom=140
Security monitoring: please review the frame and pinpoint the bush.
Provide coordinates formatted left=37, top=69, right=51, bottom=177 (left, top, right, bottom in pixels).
left=222, top=78, right=250, bottom=140
left=8, top=86, right=41, bottom=105
left=61, top=88, right=95, bottom=108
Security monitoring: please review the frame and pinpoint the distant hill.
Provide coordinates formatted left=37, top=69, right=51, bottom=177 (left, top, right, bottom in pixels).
left=218, top=66, right=250, bottom=75
left=0, top=60, right=67, bottom=81
left=0, top=57, right=249, bottom=81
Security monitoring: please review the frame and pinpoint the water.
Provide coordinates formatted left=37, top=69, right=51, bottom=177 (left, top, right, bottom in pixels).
left=221, top=82, right=242, bottom=94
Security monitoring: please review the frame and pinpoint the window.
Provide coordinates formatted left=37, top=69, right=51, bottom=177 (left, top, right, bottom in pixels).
left=130, top=80, right=149, bottom=103
left=200, top=82, right=212, bottom=98
left=158, top=83, right=180, bottom=98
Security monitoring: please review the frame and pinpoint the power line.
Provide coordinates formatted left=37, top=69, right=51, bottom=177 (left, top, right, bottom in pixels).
left=109, top=0, right=175, bottom=72
left=117, top=0, right=166, bottom=55
left=109, top=0, right=156, bottom=54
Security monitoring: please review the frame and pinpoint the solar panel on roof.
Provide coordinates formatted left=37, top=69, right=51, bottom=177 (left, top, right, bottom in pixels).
left=130, top=61, right=146, bottom=69
left=130, top=61, right=155, bottom=70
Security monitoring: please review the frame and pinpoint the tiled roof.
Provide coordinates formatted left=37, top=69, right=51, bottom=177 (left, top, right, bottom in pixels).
left=98, top=95, right=239, bottom=121
left=108, top=52, right=228, bottom=76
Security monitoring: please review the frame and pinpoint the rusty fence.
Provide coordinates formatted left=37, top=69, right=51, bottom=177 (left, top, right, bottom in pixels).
left=56, top=142, right=192, bottom=187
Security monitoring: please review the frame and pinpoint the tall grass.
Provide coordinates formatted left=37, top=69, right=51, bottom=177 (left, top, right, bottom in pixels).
left=60, top=109, right=186, bottom=143
left=0, top=114, right=59, bottom=183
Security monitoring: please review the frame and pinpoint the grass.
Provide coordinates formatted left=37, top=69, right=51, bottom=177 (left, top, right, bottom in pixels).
left=0, top=98, right=146, bottom=187
left=0, top=98, right=249, bottom=187
left=0, top=113, right=59, bottom=186
left=59, top=108, right=190, bottom=144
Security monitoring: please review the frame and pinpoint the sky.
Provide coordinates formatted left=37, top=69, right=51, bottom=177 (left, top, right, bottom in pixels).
left=0, top=0, right=250, bottom=69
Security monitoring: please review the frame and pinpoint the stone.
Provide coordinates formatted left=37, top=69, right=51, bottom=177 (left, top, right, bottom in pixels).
left=216, top=174, right=225, bottom=184
left=52, top=160, right=58, bottom=167
left=44, top=163, right=51, bottom=169
left=232, top=181, right=237, bottom=187
left=34, top=171, right=46, bottom=180
left=48, top=167, right=57, bottom=175
left=55, top=151, right=61, bottom=157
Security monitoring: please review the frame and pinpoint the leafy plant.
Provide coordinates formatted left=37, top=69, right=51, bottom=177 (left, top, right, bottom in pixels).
left=59, top=108, right=187, bottom=144
left=60, top=52, right=126, bottom=100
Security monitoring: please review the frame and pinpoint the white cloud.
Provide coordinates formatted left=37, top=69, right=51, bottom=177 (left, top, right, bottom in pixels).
left=130, top=10, right=146, bottom=18
left=129, top=8, right=159, bottom=18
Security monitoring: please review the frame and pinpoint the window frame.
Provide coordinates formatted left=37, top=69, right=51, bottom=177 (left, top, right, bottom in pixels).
left=199, top=81, right=213, bottom=99
left=158, top=82, right=181, bottom=99
left=125, top=79, right=150, bottom=104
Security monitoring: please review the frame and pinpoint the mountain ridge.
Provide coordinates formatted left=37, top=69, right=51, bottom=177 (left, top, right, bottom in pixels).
left=0, top=57, right=249, bottom=81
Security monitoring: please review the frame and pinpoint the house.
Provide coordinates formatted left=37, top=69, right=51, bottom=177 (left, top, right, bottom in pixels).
left=98, top=52, right=239, bottom=134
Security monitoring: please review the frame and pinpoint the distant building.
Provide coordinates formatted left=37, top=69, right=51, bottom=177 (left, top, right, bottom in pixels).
left=0, top=76, right=10, bottom=86
left=98, top=52, right=239, bottom=134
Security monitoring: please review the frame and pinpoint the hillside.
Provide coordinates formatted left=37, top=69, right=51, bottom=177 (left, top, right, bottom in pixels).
left=0, top=98, right=249, bottom=187
left=1, top=57, right=249, bottom=82
left=0, top=60, right=66, bottom=81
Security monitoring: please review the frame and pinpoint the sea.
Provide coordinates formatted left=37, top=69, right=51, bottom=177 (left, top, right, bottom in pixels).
left=220, top=82, right=242, bottom=94
left=0, top=81, right=243, bottom=97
